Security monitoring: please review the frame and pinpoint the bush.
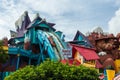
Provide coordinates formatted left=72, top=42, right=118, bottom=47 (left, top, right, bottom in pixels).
left=0, top=40, right=9, bottom=64
left=5, top=59, right=99, bottom=80
left=0, top=53, right=9, bottom=63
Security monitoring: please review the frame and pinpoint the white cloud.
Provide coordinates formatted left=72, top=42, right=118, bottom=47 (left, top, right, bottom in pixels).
left=0, top=0, right=84, bottom=40
left=108, top=0, right=120, bottom=35
left=0, top=19, right=5, bottom=25
left=54, top=20, right=79, bottom=41
left=20, top=0, right=84, bottom=16
left=0, top=27, right=10, bottom=39
left=108, top=8, right=120, bottom=35
left=0, top=19, right=9, bottom=39
left=0, top=0, right=118, bottom=41
left=115, top=0, right=120, bottom=7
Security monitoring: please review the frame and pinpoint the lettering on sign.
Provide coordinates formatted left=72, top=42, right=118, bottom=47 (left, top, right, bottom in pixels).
left=62, top=48, right=72, bottom=58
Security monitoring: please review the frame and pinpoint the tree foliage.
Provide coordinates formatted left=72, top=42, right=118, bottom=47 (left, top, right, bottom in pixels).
left=5, top=59, right=99, bottom=80
left=0, top=40, right=9, bottom=63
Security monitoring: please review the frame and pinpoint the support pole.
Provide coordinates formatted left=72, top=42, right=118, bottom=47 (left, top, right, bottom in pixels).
left=16, top=54, right=20, bottom=70
left=28, top=58, right=31, bottom=65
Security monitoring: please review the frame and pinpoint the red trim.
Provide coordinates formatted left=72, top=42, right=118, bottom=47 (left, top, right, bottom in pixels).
left=95, top=60, right=103, bottom=68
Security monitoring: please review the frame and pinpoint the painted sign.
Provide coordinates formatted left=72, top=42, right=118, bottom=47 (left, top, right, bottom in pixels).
left=62, top=48, right=72, bottom=58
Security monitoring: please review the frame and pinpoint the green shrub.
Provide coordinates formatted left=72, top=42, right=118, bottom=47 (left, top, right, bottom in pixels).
left=5, top=59, right=99, bottom=80
left=0, top=40, right=9, bottom=64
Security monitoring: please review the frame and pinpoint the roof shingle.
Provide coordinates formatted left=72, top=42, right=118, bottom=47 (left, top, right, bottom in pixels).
left=72, top=44, right=99, bottom=60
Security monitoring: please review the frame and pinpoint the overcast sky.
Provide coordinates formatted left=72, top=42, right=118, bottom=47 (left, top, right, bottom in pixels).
left=0, top=0, right=120, bottom=41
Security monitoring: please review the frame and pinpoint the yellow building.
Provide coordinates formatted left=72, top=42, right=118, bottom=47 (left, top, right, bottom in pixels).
left=114, top=59, right=120, bottom=73
left=106, top=70, right=115, bottom=80
left=72, top=44, right=99, bottom=68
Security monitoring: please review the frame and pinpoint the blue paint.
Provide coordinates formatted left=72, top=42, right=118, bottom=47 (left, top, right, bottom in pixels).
left=16, top=55, right=20, bottom=70
left=3, top=12, right=69, bottom=80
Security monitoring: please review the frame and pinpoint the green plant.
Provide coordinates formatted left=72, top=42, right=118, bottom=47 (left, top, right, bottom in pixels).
left=5, top=59, right=99, bottom=80
left=0, top=40, right=9, bottom=64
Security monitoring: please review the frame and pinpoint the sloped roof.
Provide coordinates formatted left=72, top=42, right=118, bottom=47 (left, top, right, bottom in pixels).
left=27, top=14, right=42, bottom=29
left=71, top=44, right=99, bottom=60
left=15, top=11, right=31, bottom=37
left=10, top=30, right=17, bottom=38
left=95, top=37, right=117, bottom=41
left=73, top=30, right=93, bottom=48
left=27, top=15, right=56, bottom=31
left=47, top=22, right=55, bottom=27
left=69, top=41, right=86, bottom=46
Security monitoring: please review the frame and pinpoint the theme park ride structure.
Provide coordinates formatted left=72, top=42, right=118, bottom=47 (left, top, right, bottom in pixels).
left=8, top=11, right=69, bottom=68
left=0, top=11, right=71, bottom=80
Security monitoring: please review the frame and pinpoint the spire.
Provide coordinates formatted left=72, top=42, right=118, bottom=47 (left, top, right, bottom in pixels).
left=15, top=11, right=31, bottom=37
left=27, top=13, right=42, bottom=29
left=33, top=13, right=42, bottom=21
left=27, top=12, right=55, bottom=31
left=35, top=13, right=39, bottom=18
left=42, top=18, right=46, bottom=22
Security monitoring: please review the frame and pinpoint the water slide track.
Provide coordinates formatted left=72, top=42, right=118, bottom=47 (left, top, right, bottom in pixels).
left=44, top=32, right=64, bottom=60
left=37, top=30, right=58, bottom=61
left=46, top=32, right=65, bottom=59
left=44, top=32, right=61, bottom=60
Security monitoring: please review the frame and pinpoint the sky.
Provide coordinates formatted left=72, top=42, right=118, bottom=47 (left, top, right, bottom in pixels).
left=0, top=0, right=120, bottom=41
